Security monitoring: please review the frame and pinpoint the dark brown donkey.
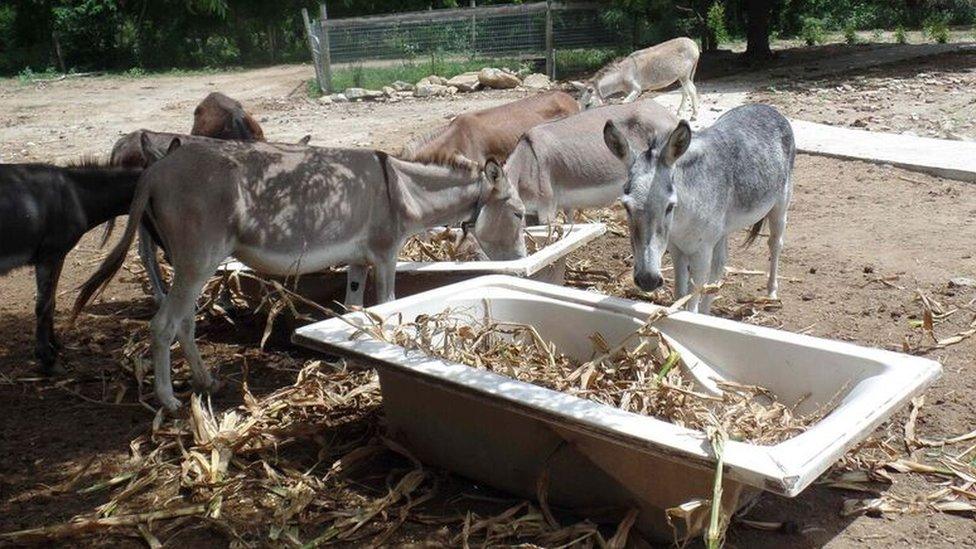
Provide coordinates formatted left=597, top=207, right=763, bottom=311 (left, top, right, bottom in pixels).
left=191, top=92, right=265, bottom=141
left=0, top=160, right=142, bottom=373
left=400, top=90, right=579, bottom=169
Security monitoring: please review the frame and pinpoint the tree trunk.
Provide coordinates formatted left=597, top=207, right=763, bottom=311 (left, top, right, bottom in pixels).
left=745, top=0, right=772, bottom=59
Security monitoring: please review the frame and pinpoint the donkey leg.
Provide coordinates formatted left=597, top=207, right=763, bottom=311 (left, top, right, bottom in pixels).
left=687, top=248, right=714, bottom=314
left=177, top=315, right=220, bottom=394
left=688, top=80, right=700, bottom=118
left=701, top=237, right=728, bottom=314
left=372, top=257, right=398, bottom=304
left=623, top=88, right=641, bottom=103
left=151, top=271, right=211, bottom=413
left=344, top=264, right=367, bottom=307
left=765, top=204, right=789, bottom=300
left=34, top=258, right=65, bottom=374
left=677, top=81, right=689, bottom=116
left=139, top=225, right=167, bottom=303
left=670, top=247, right=690, bottom=299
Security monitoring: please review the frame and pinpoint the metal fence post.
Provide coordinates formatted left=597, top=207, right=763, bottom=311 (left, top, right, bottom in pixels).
left=302, top=8, right=325, bottom=93
left=545, top=0, right=554, bottom=79
left=319, top=2, right=334, bottom=94
left=470, top=0, right=477, bottom=58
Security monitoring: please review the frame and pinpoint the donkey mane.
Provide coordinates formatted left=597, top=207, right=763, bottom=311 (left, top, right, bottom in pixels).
left=589, top=55, right=627, bottom=83
left=397, top=122, right=480, bottom=173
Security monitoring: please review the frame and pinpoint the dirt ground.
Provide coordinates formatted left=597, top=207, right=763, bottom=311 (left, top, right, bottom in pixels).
left=1, top=43, right=976, bottom=547
left=751, top=49, right=976, bottom=141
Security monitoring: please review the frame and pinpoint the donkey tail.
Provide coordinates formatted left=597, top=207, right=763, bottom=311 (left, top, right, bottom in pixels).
left=72, top=174, right=153, bottom=320
left=742, top=218, right=765, bottom=248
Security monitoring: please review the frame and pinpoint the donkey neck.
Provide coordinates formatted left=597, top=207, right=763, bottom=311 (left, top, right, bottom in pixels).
left=68, top=167, right=143, bottom=230
left=595, top=68, right=626, bottom=99
left=389, top=158, right=485, bottom=229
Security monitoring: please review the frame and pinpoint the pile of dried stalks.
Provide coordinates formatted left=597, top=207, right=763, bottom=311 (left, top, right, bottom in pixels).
left=399, top=225, right=567, bottom=262
left=350, top=295, right=834, bottom=446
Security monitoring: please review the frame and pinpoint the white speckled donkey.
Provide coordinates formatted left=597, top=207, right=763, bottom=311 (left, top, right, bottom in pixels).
left=74, top=137, right=524, bottom=412
left=604, top=104, right=795, bottom=314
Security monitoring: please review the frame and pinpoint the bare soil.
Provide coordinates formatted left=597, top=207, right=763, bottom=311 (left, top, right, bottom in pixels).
left=750, top=49, right=976, bottom=141
left=1, top=46, right=976, bottom=547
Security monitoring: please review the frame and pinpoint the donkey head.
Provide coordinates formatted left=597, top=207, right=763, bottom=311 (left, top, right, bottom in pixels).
left=191, top=92, right=265, bottom=141
left=604, top=119, right=691, bottom=292
left=579, top=85, right=604, bottom=110
left=472, top=159, right=527, bottom=261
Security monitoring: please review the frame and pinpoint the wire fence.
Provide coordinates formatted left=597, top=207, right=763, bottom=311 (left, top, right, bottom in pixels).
left=303, top=2, right=633, bottom=93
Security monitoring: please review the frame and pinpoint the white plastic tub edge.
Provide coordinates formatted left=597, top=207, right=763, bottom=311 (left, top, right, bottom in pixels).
left=293, top=275, right=941, bottom=498
left=221, top=223, right=606, bottom=277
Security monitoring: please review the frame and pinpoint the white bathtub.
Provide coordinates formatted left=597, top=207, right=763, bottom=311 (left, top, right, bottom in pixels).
left=221, top=223, right=605, bottom=307
left=293, top=275, right=940, bottom=540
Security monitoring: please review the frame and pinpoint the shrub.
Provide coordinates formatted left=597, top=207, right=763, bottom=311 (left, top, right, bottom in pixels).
left=801, top=17, right=825, bottom=46
left=895, top=25, right=908, bottom=44
left=706, top=2, right=730, bottom=46
left=924, top=13, right=950, bottom=44
left=843, top=20, right=859, bottom=44
left=871, top=29, right=883, bottom=42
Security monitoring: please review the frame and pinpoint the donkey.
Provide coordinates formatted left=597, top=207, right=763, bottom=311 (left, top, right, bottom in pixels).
left=503, top=100, right=677, bottom=225
left=580, top=37, right=700, bottom=118
left=603, top=104, right=795, bottom=314
left=0, top=160, right=143, bottom=373
left=74, top=138, right=524, bottom=412
left=111, top=130, right=311, bottom=302
left=191, top=92, right=265, bottom=141
left=401, top=91, right=579, bottom=169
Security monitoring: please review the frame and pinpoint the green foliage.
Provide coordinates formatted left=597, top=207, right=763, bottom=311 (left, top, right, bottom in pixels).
left=801, top=17, right=825, bottom=46
left=895, top=25, right=908, bottom=44
left=843, top=20, right=859, bottom=44
left=554, top=48, right=620, bottom=79
left=924, top=13, right=950, bottom=43
left=871, top=28, right=883, bottom=42
left=706, top=2, right=730, bottom=45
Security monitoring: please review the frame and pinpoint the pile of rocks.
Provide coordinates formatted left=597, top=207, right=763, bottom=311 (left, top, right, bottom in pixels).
left=317, top=68, right=553, bottom=104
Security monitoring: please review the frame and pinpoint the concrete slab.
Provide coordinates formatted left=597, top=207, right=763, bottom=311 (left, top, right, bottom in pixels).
left=788, top=120, right=976, bottom=182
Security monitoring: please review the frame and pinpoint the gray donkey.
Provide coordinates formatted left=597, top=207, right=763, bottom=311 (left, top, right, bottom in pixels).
left=603, top=104, right=795, bottom=314
left=74, top=137, right=525, bottom=412
left=504, top=100, right=677, bottom=224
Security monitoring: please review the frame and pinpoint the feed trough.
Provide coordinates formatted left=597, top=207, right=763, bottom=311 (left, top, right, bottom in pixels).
left=293, top=275, right=941, bottom=541
left=220, top=223, right=604, bottom=308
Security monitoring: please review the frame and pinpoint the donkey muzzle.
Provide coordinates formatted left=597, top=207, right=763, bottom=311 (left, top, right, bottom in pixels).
left=634, top=271, right=663, bottom=292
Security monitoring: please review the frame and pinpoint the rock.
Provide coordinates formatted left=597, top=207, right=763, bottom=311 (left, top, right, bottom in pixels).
left=522, top=73, right=551, bottom=90
left=478, top=67, right=520, bottom=89
left=382, top=86, right=397, bottom=98
left=446, top=71, right=481, bottom=92
left=417, top=75, right=448, bottom=87
left=415, top=83, right=449, bottom=97
left=330, top=93, right=348, bottom=103
left=317, top=95, right=333, bottom=105
left=391, top=80, right=414, bottom=92
left=446, top=86, right=458, bottom=95
left=344, top=87, right=383, bottom=101
left=949, top=277, right=976, bottom=288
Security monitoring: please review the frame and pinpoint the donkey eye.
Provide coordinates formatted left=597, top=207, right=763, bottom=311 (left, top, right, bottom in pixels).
left=514, top=211, right=524, bottom=220
left=666, top=203, right=675, bottom=215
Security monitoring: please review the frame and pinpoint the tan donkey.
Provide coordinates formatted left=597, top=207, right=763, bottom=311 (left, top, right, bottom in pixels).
left=580, top=37, right=700, bottom=118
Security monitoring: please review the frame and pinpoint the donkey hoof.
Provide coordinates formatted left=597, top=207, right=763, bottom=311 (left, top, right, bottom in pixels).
left=160, top=396, right=183, bottom=415
left=192, top=375, right=223, bottom=395
left=38, top=361, right=66, bottom=377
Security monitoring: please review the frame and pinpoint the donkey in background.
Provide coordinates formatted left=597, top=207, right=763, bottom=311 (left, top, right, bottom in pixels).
left=604, top=104, right=795, bottom=314
left=502, top=100, right=677, bottom=225
left=400, top=91, right=579, bottom=169
left=191, top=91, right=265, bottom=141
left=74, top=137, right=524, bottom=412
left=580, top=37, right=700, bottom=119
left=0, top=160, right=143, bottom=373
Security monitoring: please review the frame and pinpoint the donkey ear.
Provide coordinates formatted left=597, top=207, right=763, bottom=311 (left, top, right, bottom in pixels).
left=603, top=120, right=633, bottom=166
left=663, top=121, right=692, bottom=166
left=484, top=158, right=508, bottom=192
left=297, top=134, right=311, bottom=146
left=166, top=137, right=182, bottom=155
left=140, top=133, right=178, bottom=164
